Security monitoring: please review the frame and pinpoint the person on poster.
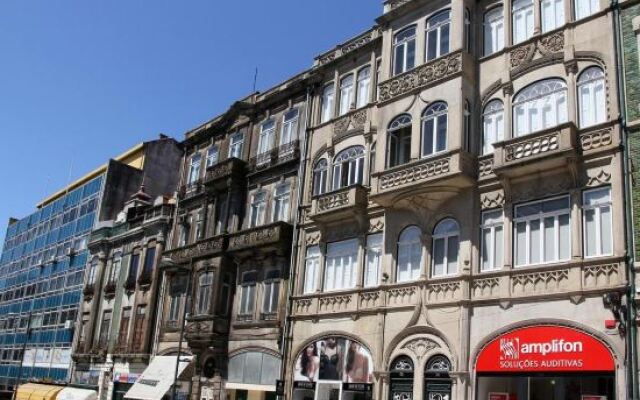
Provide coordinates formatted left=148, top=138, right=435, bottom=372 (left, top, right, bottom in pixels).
left=298, top=343, right=320, bottom=381
left=345, top=341, right=372, bottom=383
left=319, top=337, right=342, bottom=380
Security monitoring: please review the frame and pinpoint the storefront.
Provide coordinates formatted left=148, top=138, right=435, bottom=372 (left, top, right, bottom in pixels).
left=474, top=325, right=616, bottom=400
left=123, top=356, right=192, bottom=400
left=292, top=336, right=374, bottom=400
left=226, top=351, right=281, bottom=400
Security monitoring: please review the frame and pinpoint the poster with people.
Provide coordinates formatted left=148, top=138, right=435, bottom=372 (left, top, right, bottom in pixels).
left=294, top=336, right=373, bottom=383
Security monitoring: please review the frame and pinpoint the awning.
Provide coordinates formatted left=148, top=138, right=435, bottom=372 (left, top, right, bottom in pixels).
left=56, top=387, right=97, bottom=400
left=225, top=383, right=276, bottom=392
left=124, top=356, right=193, bottom=400
left=15, top=384, right=64, bottom=400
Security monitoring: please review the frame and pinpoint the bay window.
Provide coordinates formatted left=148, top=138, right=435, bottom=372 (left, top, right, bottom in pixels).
left=578, top=66, right=606, bottom=128
left=356, top=67, right=371, bottom=108
left=541, top=0, right=564, bottom=32
left=575, top=0, right=599, bottom=20
left=262, top=270, right=281, bottom=315
left=250, top=191, right=267, bottom=228
left=304, top=246, right=320, bottom=294
left=481, top=210, right=504, bottom=272
left=484, top=6, right=504, bottom=56
left=422, top=102, right=448, bottom=157
left=324, top=239, right=358, bottom=291
left=394, top=26, right=416, bottom=75
left=273, top=183, right=291, bottom=222
left=388, top=114, right=412, bottom=167
left=312, top=159, right=328, bottom=196
left=513, top=79, right=568, bottom=136
left=583, top=187, right=612, bottom=257
left=364, top=233, right=383, bottom=287
left=339, top=75, right=355, bottom=116
left=512, top=0, right=534, bottom=44
left=397, top=226, right=422, bottom=282
left=514, top=196, right=571, bottom=266
left=321, top=83, right=335, bottom=123
left=239, top=271, right=257, bottom=316
left=281, top=109, right=299, bottom=145
left=196, top=272, right=214, bottom=315
left=229, top=132, right=244, bottom=159
left=432, top=219, right=459, bottom=277
left=426, top=10, right=451, bottom=61
left=482, top=100, right=504, bottom=155
left=332, top=146, right=365, bottom=190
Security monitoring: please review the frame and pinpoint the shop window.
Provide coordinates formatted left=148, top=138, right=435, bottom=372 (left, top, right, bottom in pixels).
left=424, top=356, right=452, bottom=400
left=390, top=356, right=414, bottom=400
left=388, top=114, right=412, bottom=168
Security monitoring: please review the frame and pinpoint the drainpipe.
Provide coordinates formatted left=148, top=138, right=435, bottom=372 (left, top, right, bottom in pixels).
left=280, top=85, right=314, bottom=389
left=612, top=0, right=639, bottom=397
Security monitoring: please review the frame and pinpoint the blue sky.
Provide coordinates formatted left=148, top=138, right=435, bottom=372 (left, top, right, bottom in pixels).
left=0, top=1, right=381, bottom=244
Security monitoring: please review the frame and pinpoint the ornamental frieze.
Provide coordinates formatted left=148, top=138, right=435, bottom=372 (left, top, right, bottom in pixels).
left=378, top=51, right=463, bottom=103
left=317, top=28, right=380, bottom=66
left=510, top=31, right=564, bottom=69
left=166, top=236, right=225, bottom=263
left=333, top=109, right=368, bottom=137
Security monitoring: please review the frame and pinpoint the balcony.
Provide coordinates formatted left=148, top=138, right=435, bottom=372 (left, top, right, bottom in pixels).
left=184, top=315, right=229, bottom=347
left=164, top=235, right=227, bottom=264
left=493, top=123, right=577, bottom=179
left=371, top=150, right=475, bottom=208
left=310, top=185, right=368, bottom=225
left=204, top=158, right=246, bottom=191
left=227, top=221, right=294, bottom=257
left=249, top=141, right=300, bottom=172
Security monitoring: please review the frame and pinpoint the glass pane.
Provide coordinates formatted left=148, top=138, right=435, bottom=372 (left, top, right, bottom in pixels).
left=407, top=40, right=416, bottom=70
left=481, top=228, right=491, bottom=271
left=436, top=115, right=447, bottom=152
left=544, top=217, right=556, bottom=262
left=585, top=209, right=596, bottom=256
left=530, top=220, right=541, bottom=264
left=423, top=119, right=434, bottom=156
left=495, top=226, right=503, bottom=268
left=559, top=214, right=570, bottom=260
left=433, top=239, right=445, bottom=276
left=601, top=206, right=612, bottom=255
left=446, top=236, right=458, bottom=274
left=427, top=31, right=438, bottom=60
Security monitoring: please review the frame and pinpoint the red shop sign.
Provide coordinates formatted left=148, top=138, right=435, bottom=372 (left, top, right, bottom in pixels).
left=476, top=325, right=615, bottom=373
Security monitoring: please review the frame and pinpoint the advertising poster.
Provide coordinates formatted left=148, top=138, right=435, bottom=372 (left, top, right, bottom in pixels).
left=294, top=336, right=373, bottom=383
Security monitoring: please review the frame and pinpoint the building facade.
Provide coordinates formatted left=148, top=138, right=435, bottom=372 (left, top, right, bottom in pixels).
left=286, top=1, right=630, bottom=400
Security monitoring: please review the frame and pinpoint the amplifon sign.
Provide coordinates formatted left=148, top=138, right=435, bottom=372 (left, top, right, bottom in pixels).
left=476, top=326, right=615, bottom=373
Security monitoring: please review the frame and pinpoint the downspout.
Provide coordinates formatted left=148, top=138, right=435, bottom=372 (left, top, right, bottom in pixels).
left=280, top=85, right=314, bottom=387
left=612, top=1, right=639, bottom=397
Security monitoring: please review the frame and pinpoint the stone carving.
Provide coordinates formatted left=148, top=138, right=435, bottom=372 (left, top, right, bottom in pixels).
left=317, top=190, right=350, bottom=212
left=387, top=286, right=418, bottom=307
left=317, top=29, right=379, bottom=66
left=472, top=277, right=501, bottom=299
left=378, top=52, right=463, bottom=103
left=479, top=158, right=494, bottom=177
left=294, top=299, right=313, bottom=315
left=387, top=0, right=413, bottom=10
left=228, top=223, right=288, bottom=251
left=305, top=232, right=321, bottom=246
left=538, top=32, right=565, bottom=53
left=510, top=31, right=564, bottom=69
left=512, top=269, right=569, bottom=295
left=402, top=338, right=439, bottom=360
left=359, top=291, right=381, bottom=309
left=586, top=169, right=611, bottom=186
left=369, top=220, right=385, bottom=233
left=379, top=157, right=450, bottom=190
left=580, top=128, right=613, bottom=151
left=168, top=236, right=225, bottom=263
left=510, top=44, right=535, bottom=68
left=481, top=192, right=505, bottom=209
left=583, top=264, right=620, bottom=288
left=318, top=294, right=352, bottom=313
left=504, top=132, right=560, bottom=162
left=333, top=109, right=368, bottom=136
left=427, top=282, right=461, bottom=302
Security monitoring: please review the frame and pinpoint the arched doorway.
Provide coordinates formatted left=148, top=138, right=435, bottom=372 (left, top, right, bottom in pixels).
left=389, top=356, right=414, bottom=400
left=424, top=356, right=452, bottom=400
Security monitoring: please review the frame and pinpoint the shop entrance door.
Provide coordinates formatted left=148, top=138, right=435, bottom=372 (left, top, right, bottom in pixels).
left=476, top=374, right=615, bottom=400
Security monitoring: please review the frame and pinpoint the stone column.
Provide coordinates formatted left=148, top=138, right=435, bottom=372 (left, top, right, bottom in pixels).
left=504, top=0, right=513, bottom=47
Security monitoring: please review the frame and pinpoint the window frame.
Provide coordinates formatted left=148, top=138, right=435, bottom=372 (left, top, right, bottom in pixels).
left=484, top=5, right=505, bottom=56
left=582, top=186, right=613, bottom=258
left=512, top=0, right=534, bottom=44
left=238, top=271, right=257, bottom=317
left=426, top=9, right=452, bottom=62
left=480, top=209, right=504, bottom=272
left=364, top=233, right=383, bottom=288
left=513, top=78, right=568, bottom=137
left=388, top=114, right=413, bottom=168
left=393, top=25, right=417, bottom=76
left=272, top=183, right=291, bottom=222
left=320, top=83, right=336, bottom=123
left=332, top=146, right=366, bottom=190
left=206, top=145, right=219, bottom=168
left=339, top=74, right=355, bottom=116
left=250, top=191, right=267, bottom=228
left=188, top=153, right=202, bottom=184
left=324, top=238, right=359, bottom=292
left=196, top=271, right=214, bottom=315
left=229, top=132, right=244, bottom=159
left=262, top=269, right=281, bottom=315
left=482, top=99, right=505, bottom=155
left=431, top=218, right=460, bottom=277
left=312, top=159, right=328, bottom=196
left=258, top=119, right=276, bottom=156
left=397, top=226, right=423, bottom=283
left=281, top=109, right=299, bottom=146
left=577, top=66, right=606, bottom=128
left=303, top=245, right=321, bottom=294
left=421, top=102, right=448, bottom=158
left=356, top=66, right=372, bottom=109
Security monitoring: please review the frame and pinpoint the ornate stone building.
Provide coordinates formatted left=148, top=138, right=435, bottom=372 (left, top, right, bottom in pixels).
left=285, top=0, right=630, bottom=399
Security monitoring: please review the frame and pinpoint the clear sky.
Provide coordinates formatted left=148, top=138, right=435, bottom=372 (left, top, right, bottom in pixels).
left=0, top=1, right=381, bottom=245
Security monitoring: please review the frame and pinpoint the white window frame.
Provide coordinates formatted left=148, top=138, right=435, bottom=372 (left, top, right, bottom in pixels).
left=250, top=191, right=267, bottom=228
left=426, top=10, right=451, bottom=61
left=304, top=246, right=321, bottom=294
left=421, top=102, right=448, bottom=157
left=258, top=120, right=276, bottom=156
left=272, top=183, right=291, bottom=222
left=321, top=83, right=335, bottom=123
left=188, top=154, right=201, bottom=184
left=482, top=100, right=505, bottom=155
left=229, top=132, right=244, bottom=159
left=578, top=66, right=606, bottom=128
left=196, top=271, right=214, bottom=315
left=388, top=114, right=413, bottom=167
left=397, top=226, right=423, bottom=283
left=512, top=0, right=534, bottom=44
left=364, top=233, right=383, bottom=288
left=356, top=67, right=371, bottom=109
left=513, top=79, right=568, bottom=136
left=481, top=209, right=504, bottom=272
left=280, top=109, right=299, bottom=146
left=206, top=145, right=219, bottom=168
left=575, top=0, right=599, bottom=20
left=541, top=0, right=565, bottom=33
left=582, top=187, right=613, bottom=258
left=393, top=26, right=417, bottom=75
left=339, top=74, right=355, bottom=116
left=332, top=146, right=365, bottom=190
left=312, top=159, right=328, bottom=196
left=239, top=271, right=257, bottom=316
left=262, top=270, right=281, bottom=314
left=431, top=219, right=460, bottom=277
left=324, top=239, right=359, bottom=292
left=484, top=6, right=505, bottom=56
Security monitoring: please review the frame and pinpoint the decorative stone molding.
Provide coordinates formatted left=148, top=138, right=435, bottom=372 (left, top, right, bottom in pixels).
left=586, top=169, right=612, bottom=186
left=204, top=157, right=246, bottom=186
left=316, top=28, right=381, bottom=66
left=317, top=191, right=350, bottom=212
left=378, top=51, right=463, bottom=103
left=579, top=128, right=613, bottom=151
left=583, top=263, right=621, bottom=288
left=481, top=192, right=505, bottom=209
left=427, top=281, right=461, bottom=302
left=478, top=157, right=494, bottom=178
left=472, top=277, right=501, bottom=299
left=386, top=0, right=413, bottom=10
left=387, top=286, right=419, bottom=307
left=318, top=294, right=353, bottom=313
left=165, top=236, right=226, bottom=264
left=359, top=290, right=382, bottom=309
left=369, top=220, right=385, bottom=233
left=305, top=232, right=321, bottom=246
left=510, top=31, right=564, bottom=69
left=379, top=157, right=451, bottom=190
left=294, top=298, right=313, bottom=315
left=333, top=109, right=368, bottom=138
left=311, top=185, right=368, bottom=224
left=402, top=338, right=439, bottom=360
left=504, top=132, right=560, bottom=162
left=227, top=221, right=293, bottom=253
left=511, top=269, right=570, bottom=295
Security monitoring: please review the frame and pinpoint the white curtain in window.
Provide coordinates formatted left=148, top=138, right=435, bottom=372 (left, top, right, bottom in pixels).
left=583, top=187, right=612, bottom=257
left=273, top=184, right=291, bottom=222
left=321, top=84, right=335, bottom=123
left=512, top=0, right=534, bottom=44
left=364, top=234, right=383, bottom=287
left=481, top=210, right=504, bottom=272
left=188, top=154, right=201, bottom=184
left=422, top=102, right=448, bottom=157
left=304, top=246, right=320, bottom=294
left=514, top=79, right=567, bottom=136
left=394, top=26, right=417, bottom=75
left=397, top=227, right=422, bottom=282
left=281, top=109, right=299, bottom=145
left=250, top=192, right=266, bottom=228
left=482, top=100, right=504, bottom=154
left=356, top=67, right=371, bottom=108
left=575, top=0, right=599, bottom=20
left=324, top=239, right=358, bottom=291
left=258, top=120, right=275, bottom=155
left=484, top=7, right=504, bottom=55
left=541, top=0, right=564, bottom=32
left=432, top=219, right=459, bottom=277
left=426, top=10, right=451, bottom=61
left=339, top=75, right=355, bottom=115
left=578, top=67, right=606, bottom=128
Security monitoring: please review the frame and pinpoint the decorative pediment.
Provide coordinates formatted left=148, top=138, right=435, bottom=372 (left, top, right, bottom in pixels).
left=402, top=338, right=439, bottom=360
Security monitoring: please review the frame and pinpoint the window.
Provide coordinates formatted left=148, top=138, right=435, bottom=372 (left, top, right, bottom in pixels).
left=482, top=100, right=504, bottom=154
left=258, top=119, right=276, bottom=155
left=422, top=102, right=448, bottom=157
left=514, top=196, right=571, bottom=266
left=324, top=239, right=358, bottom=291
left=117, top=308, right=131, bottom=346
left=542, top=0, right=564, bottom=32
left=273, top=184, right=291, bottom=222
left=132, top=306, right=146, bottom=351
left=321, top=84, right=335, bottom=123
left=464, top=8, right=471, bottom=53
left=195, top=210, right=205, bottom=241
left=464, top=100, right=471, bottom=151
left=339, top=75, right=355, bottom=116
left=575, top=0, right=599, bottom=20
left=583, top=187, right=612, bottom=257
left=196, top=272, right=214, bottom=315
left=219, top=273, right=232, bottom=315
left=229, top=132, right=244, bottom=159
left=332, top=146, right=365, bottom=190
left=397, top=226, right=422, bottom=282
left=364, top=234, right=383, bottom=287
left=87, top=258, right=98, bottom=285
left=142, top=246, right=156, bottom=275
left=312, top=159, right=328, bottom=196
left=513, top=79, right=568, bottom=136
left=168, top=291, right=181, bottom=324
left=188, top=154, right=201, bottom=184
left=424, top=356, right=452, bottom=400
left=481, top=210, right=504, bottom=272
left=578, top=66, right=606, bottom=128
left=239, top=272, right=257, bottom=316
left=426, top=10, right=451, bottom=61
left=281, top=109, right=299, bottom=145
left=109, top=252, right=122, bottom=283
left=98, top=310, right=112, bottom=348
left=394, top=26, right=417, bottom=75
left=432, top=219, right=459, bottom=277
left=388, top=114, right=412, bottom=167
left=356, top=67, right=371, bottom=108
left=484, top=6, right=505, bottom=55
left=262, top=270, right=281, bottom=314
left=304, top=246, right=320, bottom=294
left=206, top=145, right=219, bottom=168
left=215, top=196, right=227, bottom=235
left=512, top=0, right=534, bottom=44
left=250, top=191, right=267, bottom=228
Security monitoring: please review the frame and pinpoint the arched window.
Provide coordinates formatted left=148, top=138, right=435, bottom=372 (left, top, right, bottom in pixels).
left=394, top=26, right=417, bottom=75
left=513, top=79, right=567, bottom=136
left=312, top=159, right=328, bottom=196
left=426, top=10, right=451, bottom=61
left=321, top=83, right=335, bottom=123
left=332, top=146, right=365, bottom=190
left=484, top=6, right=504, bottom=55
left=390, top=356, right=414, bottom=400
left=541, top=0, right=564, bottom=32
left=432, top=219, right=459, bottom=277
left=357, top=67, right=372, bottom=108
left=388, top=114, right=412, bottom=167
left=339, top=74, right=355, bottom=116
left=578, top=66, right=606, bottom=128
left=397, top=226, right=423, bottom=282
left=482, top=100, right=504, bottom=154
left=512, top=0, right=534, bottom=44
left=421, top=102, right=448, bottom=157
left=424, top=356, right=452, bottom=400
